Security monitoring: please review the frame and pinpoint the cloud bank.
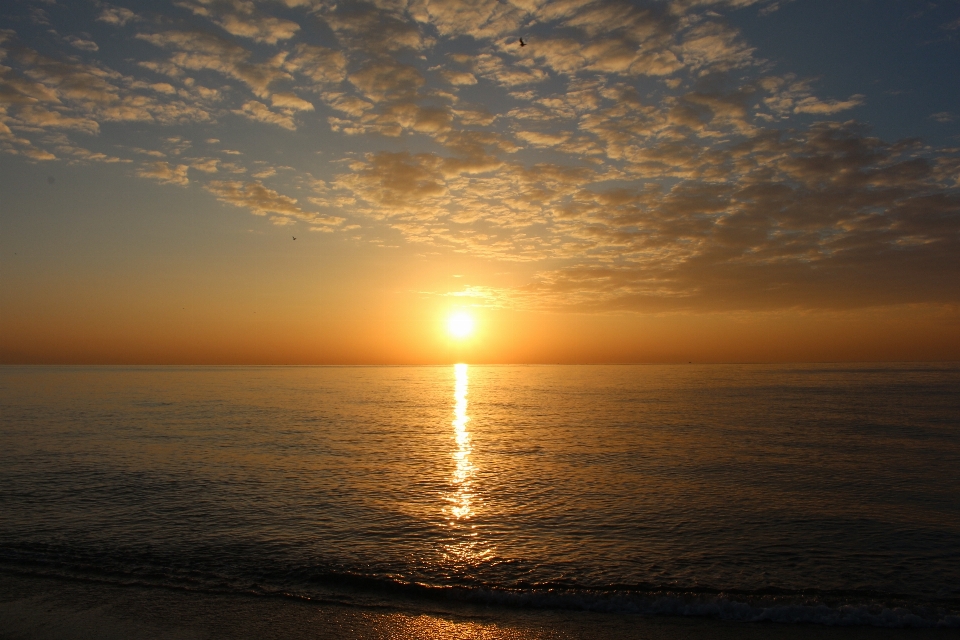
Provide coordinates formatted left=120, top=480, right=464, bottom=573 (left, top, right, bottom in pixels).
left=0, top=0, right=956, bottom=312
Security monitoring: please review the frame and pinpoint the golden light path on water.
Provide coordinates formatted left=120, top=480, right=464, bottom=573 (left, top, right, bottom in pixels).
left=443, top=363, right=491, bottom=565
left=450, top=363, right=473, bottom=520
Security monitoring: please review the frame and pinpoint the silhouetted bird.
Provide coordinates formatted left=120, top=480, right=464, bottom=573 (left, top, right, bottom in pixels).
left=292, top=236, right=297, bottom=240
left=519, top=38, right=526, bottom=46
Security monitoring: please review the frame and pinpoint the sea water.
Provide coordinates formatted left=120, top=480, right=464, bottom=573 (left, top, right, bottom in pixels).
left=1, top=364, right=958, bottom=628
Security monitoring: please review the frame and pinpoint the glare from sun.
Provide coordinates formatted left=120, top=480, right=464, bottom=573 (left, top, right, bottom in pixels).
left=448, top=312, right=475, bottom=339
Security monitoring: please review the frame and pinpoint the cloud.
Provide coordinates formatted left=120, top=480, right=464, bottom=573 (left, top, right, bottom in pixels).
left=760, top=76, right=863, bottom=118
left=23, top=147, right=56, bottom=160
left=283, top=43, right=347, bottom=85
left=205, top=179, right=302, bottom=216
left=2, top=0, right=957, bottom=316
left=323, top=92, right=373, bottom=117
left=513, top=123, right=960, bottom=312
left=322, top=3, right=431, bottom=53
left=470, top=54, right=548, bottom=86
left=793, top=94, right=864, bottom=115
left=96, top=5, right=140, bottom=26
left=348, top=59, right=425, bottom=102
left=326, top=109, right=960, bottom=311
left=130, top=147, right=165, bottom=157
left=679, top=21, right=756, bottom=74
left=0, top=44, right=214, bottom=133
left=332, top=101, right=454, bottom=137
left=234, top=100, right=296, bottom=129
left=138, top=161, right=189, bottom=185
left=410, top=0, right=528, bottom=40
left=440, top=70, right=477, bottom=86
left=205, top=179, right=345, bottom=228
left=0, top=65, right=61, bottom=104
left=487, top=2, right=752, bottom=79
left=452, top=106, right=496, bottom=126
left=12, top=105, right=100, bottom=134
left=175, top=0, right=300, bottom=45
left=941, top=17, right=960, bottom=31
left=758, top=1, right=791, bottom=16
left=56, top=143, right=127, bottom=163
left=137, top=30, right=290, bottom=99
left=496, top=0, right=681, bottom=78
left=515, top=130, right=570, bottom=147
left=189, top=157, right=219, bottom=172
left=270, top=92, right=313, bottom=111
left=337, top=151, right=449, bottom=216
left=65, top=36, right=99, bottom=52
left=145, top=82, right=176, bottom=94
left=218, top=14, right=300, bottom=44
left=15, top=48, right=122, bottom=107
left=28, top=8, right=51, bottom=26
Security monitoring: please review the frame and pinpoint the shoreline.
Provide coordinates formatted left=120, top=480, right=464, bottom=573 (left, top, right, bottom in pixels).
left=2, top=573, right=957, bottom=640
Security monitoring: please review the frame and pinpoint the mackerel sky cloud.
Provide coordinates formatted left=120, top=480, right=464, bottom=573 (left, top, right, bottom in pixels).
left=1, top=0, right=959, bottom=363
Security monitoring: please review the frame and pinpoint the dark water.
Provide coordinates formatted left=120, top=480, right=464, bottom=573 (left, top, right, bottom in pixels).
left=1, top=364, right=958, bottom=628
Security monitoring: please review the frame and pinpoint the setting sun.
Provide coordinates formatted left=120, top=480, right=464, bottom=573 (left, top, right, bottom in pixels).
left=447, top=312, right=475, bottom=339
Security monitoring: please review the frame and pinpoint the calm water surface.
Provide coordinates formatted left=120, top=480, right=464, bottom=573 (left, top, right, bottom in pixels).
left=1, top=364, right=958, bottom=627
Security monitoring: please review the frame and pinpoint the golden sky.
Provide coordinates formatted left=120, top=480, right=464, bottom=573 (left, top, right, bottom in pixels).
left=1, top=0, right=959, bottom=363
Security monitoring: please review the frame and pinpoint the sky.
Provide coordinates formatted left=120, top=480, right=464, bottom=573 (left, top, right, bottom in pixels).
left=1, top=0, right=958, bottom=364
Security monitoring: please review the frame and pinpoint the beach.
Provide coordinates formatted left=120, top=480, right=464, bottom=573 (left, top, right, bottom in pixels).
left=3, top=573, right=959, bottom=640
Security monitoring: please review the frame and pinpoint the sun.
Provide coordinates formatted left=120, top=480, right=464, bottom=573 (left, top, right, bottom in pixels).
left=447, top=311, right=475, bottom=339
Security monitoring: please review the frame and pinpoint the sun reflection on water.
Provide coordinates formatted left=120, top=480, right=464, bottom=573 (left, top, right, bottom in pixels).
left=441, top=363, right=493, bottom=566
left=449, top=363, right=474, bottom=521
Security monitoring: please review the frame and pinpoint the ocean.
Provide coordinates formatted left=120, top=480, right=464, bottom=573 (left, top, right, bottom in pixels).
left=1, top=364, right=959, bottom=636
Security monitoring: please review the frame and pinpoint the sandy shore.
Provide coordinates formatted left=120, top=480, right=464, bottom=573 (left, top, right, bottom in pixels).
left=0, top=573, right=956, bottom=640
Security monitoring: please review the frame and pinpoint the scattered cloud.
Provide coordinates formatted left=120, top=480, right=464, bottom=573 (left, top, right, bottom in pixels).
left=348, top=59, right=425, bottom=103
left=205, top=179, right=345, bottom=229
left=440, top=70, right=477, bottom=86
left=136, top=30, right=291, bottom=99
left=189, top=157, right=219, bottom=172
left=96, top=5, right=140, bottom=27
left=56, top=142, right=127, bottom=163
left=760, top=76, right=864, bottom=118
left=29, top=8, right=51, bottom=26
left=23, top=147, right=56, bottom=160
left=234, top=100, right=296, bottom=129
left=65, top=36, right=99, bottom=52
left=270, top=92, right=313, bottom=111
left=322, top=2, right=432, bottom=53
left=515, top=130, right=570, bottom=147
left=205, top=179, right=302, bottom=217
left=1, top=0, right=956, bottom=314
left=941, top=17, right=960, bottom=31
left=793, top=94, right=865, bottom=115
left=138, top=161, right=190, bottom=185
left=283, top=44, right=347, bottom=85
left=0, top=41, right=214, bottom=135
left=176, top=0, right=300, bottom=45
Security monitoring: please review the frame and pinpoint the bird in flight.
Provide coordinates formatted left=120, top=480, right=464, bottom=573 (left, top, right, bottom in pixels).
left=292, top=236, right=297, bottom=240
left=519, top=38, right=526, bottom=47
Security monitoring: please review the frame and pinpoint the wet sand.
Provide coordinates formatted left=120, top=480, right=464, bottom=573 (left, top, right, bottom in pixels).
left=1, top=573, right=956, bottom=640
